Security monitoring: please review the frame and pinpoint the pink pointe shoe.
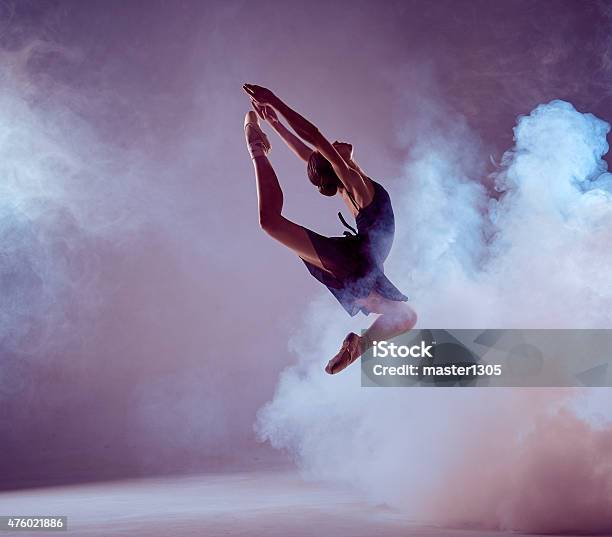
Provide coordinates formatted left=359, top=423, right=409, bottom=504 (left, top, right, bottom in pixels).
left=244, top=111, right=271, bottom=159
left=325, top=332, right=362, bottom=375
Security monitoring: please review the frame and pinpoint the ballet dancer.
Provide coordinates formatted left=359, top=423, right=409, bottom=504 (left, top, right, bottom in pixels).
left=243, top=83, right=416, bottom=374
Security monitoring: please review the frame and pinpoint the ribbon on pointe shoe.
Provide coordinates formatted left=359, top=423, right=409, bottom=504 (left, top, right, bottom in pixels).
left=244, top=121, right=270, bottom=159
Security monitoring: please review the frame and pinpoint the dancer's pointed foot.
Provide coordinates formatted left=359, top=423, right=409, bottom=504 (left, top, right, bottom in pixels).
left=244, top=111, right=271, bottom=158
left=325, top=332, right=363, bottom=375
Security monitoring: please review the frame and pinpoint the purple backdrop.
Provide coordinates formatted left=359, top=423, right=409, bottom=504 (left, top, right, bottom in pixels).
left=1, top=0, right=611, bottom=492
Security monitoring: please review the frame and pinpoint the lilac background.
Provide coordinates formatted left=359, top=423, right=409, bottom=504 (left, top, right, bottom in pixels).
left=1, top=0, right=612, bottom=490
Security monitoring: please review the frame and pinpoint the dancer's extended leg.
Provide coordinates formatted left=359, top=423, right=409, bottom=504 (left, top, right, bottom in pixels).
left=244, top=111, right=332, bottom=272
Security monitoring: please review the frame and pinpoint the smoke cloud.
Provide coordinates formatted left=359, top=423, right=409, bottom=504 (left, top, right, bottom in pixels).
left=0, top=42, right=152, bottom=358
left=0, top=35, right=270, bottom=484
left=256, top=99, right=612, bottom=533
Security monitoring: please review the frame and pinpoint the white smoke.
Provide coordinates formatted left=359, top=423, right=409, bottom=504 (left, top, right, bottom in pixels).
left=256, top=99, right=612, bottom=533
left=0, top=44, right=119, bottom=356
left=484, top=100, right=612, bottom=328
left=0, top=42, right=178, bottom=358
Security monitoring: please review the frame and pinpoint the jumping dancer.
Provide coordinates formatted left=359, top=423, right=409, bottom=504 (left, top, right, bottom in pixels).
left=243, top=84, right=417, bottom=374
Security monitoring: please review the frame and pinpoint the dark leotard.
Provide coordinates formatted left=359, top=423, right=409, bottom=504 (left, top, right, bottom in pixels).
left=301, top=179, right=408, bottom=316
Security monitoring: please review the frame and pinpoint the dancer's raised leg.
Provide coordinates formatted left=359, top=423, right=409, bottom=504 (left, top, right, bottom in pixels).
left=244, top=111, right=333, bottom=272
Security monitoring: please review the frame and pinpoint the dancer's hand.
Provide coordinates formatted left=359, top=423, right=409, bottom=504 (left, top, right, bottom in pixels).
left=251, top=99, right=313, bottom=162
left=252, top=101, right=279, bottom=124
left=243, top=83, right=276, bottom=106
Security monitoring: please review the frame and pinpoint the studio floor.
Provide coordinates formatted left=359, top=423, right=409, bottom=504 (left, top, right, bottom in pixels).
left=0, top=470, right=580, bottom=537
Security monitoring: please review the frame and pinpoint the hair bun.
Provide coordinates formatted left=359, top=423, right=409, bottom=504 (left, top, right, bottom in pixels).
left=318, top=183, right=338, bottom=197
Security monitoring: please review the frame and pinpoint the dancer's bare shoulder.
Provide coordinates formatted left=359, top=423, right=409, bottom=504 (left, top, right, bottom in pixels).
left=349, top=173, right=375, bottom=209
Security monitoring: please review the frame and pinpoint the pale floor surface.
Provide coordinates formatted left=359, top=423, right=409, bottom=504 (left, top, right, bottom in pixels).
left=0, top=470, right=582, bottom=537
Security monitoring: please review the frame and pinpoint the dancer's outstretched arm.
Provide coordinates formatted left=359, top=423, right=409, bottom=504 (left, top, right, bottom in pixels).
left=253, top=103, right=313, bottom=162
left=243, top=84, right=371, bottom=205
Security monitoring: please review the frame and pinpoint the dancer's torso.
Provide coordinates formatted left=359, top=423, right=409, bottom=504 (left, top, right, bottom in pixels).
left=345, top=179, right=395, bottom=265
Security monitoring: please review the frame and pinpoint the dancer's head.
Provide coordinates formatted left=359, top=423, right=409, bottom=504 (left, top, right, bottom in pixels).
left=307, top=151, right=341, bottom=196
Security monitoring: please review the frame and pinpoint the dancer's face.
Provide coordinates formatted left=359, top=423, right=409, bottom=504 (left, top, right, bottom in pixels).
left=333, top=141, right=353, bottom=162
